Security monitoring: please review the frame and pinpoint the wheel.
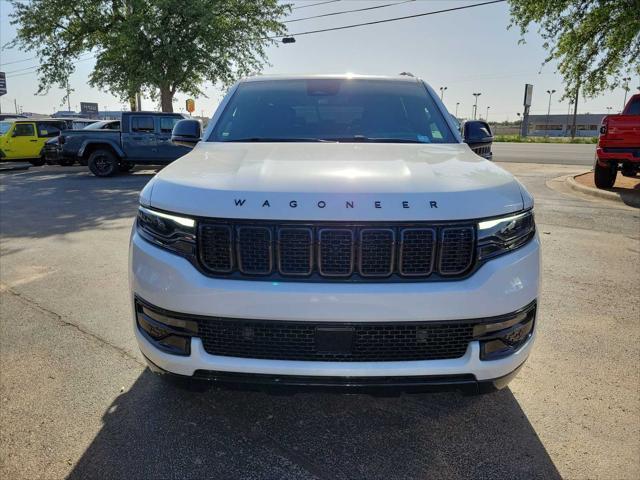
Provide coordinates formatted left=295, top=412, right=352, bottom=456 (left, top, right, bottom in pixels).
left=118, top=162, right=134, bottom=173
left=58, top=158, right=76, bottom=166
left=594, top=160, right=617, bottom=189
left=29, top=157, right=46, bottom=167
left=88, top=149, right=119, bottom=177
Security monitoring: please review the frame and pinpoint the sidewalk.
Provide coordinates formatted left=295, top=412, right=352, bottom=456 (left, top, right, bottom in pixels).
left=567, top=171, right=640, bottom=208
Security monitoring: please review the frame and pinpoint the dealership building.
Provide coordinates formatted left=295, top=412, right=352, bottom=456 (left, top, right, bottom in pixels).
left=526, top=113, right=607, bottom=137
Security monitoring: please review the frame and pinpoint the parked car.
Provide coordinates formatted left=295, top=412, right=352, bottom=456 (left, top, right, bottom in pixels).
left=0, top=118, right=68, bottom=165
left=595, top=93, right=640, bottom=188
left=130, top=75, right=539, bottom=395
left=45, top=120, right=121, bottom=165
left=58, top=112, right=190, bottom=176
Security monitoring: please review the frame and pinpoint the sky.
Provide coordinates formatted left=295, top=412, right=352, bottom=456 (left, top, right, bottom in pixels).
left=0, top=0, right=637, bottom=121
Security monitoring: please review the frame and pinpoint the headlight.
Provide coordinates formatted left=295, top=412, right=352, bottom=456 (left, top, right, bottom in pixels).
left=136, top=206, right=196, bottom=256
left=477, top=210, right=535, bottom=260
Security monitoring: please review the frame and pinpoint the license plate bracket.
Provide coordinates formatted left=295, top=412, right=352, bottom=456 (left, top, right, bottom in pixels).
left=315, top=327, right=355, bottom=354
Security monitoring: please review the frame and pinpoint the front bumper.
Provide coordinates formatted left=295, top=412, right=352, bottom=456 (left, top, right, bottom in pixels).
left=130, top=229, right=540, bottom=383
left=144, top=354, right=525, bottom=395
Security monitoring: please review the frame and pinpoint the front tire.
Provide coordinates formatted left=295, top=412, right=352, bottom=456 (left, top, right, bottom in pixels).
left=29, top=156, right=46, bottom=167
left=88, top=149, right=119, bottom=177
left=594, top=160, right=617, bottom=189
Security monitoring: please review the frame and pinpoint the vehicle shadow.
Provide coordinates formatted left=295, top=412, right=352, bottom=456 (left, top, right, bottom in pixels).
left=68, top=370, right=560, bottom=480
left=0, top=167, right=156, bottom=239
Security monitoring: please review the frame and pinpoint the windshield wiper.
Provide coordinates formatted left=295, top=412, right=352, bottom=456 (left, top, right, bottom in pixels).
left=330, top=135, right=426, bottom=143
left=224, top=137, right=332, bottom=143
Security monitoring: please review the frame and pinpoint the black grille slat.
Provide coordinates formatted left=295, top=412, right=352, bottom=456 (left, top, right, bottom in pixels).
left=199, top=225, right=233, bottom=273
left=318, top=229, right=354, bottom=277
left=359, top=229, right=394, bottom=277
left=439, top=227, right=475, bottom=275
left=278, top=228, right=313, bottom=275
left=237, top=226, right=272, bottom=275
left=198, top=318, right=474, bottom=361
left=197, top=221, right=477, bottom=281
left=399, top=228, right=436, bottom=276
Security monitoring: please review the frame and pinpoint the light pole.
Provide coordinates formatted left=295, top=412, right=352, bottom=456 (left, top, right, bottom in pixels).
left=439, top=86, right=448, bottom=101
left=622, top=76, right=631, bottom=108
left=485, top=106, right=490, bottom=122
left=455, top=102, right=460, bottom=118
left=472, top=93, right=481, bottom=120
left=516, top=112, right=522, bottom=138
left=545, top=89, right=556, bottom=135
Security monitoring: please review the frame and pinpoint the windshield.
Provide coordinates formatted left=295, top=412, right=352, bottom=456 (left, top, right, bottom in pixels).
left=209, top=79, right=456, bottom=143
left=0, top=122, right=13, bottom=135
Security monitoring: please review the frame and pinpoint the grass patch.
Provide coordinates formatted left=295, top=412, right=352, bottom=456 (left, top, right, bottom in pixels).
left=494, top=135, right=597, bottom=144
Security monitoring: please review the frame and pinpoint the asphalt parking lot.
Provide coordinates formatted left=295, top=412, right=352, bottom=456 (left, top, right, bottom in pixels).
left=1, top=147, right=639, bottom=479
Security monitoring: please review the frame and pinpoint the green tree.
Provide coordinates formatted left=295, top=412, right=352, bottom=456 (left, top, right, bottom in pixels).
left=508, top=0, right=640, bottom=100
left=9, top=0, right=290, bottom=112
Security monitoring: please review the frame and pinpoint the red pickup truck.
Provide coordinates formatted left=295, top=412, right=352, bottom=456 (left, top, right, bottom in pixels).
left=594, top=94, right=640, bottom=188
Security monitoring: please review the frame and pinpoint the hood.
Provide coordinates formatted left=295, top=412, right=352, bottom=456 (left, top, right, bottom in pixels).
left=146, top=142, right=523, bottom=221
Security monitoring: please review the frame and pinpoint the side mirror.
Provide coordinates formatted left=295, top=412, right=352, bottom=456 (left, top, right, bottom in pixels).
left=171, top=119, right=201, bottom=148
left=463, top=120, right=493, bottom=160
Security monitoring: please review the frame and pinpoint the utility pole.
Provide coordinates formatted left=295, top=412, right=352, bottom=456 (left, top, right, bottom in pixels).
left=516, top=113, right=522, bottom=138
left=455, top=102, right=459, bottom=118
left=545, top=89, right=556, bottom=135
left=66, top=79, right=72, bottom=112
left=622, top=76, right=631, bottom=108
left=472, top=93, right=481, bottom=120
left=14, top=98, right=18, bottom=114
left=439, top=86, right=447, bottom=101
left=485, top=106, right=490, bottom=122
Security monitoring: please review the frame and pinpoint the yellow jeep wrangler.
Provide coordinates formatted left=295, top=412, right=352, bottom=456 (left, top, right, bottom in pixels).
left=0, top=119, right=68, bottom=166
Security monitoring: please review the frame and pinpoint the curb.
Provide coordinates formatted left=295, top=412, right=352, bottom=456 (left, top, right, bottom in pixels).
left=566, top=172, right=640, bottom=208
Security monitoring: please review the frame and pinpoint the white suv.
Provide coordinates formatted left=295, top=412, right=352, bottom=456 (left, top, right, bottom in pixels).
left=129, top=75, right=539, bottom=394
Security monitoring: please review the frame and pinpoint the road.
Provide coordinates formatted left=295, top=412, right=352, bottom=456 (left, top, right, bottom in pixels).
left=1, top=151, right=639, bottom=479
left=493, top=142, right=595, bottom=165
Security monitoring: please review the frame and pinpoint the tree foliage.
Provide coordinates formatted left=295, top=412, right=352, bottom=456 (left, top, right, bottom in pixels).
left=508, top=0, right=640, bottom=100
left=9, top=0, right=290, bottom=111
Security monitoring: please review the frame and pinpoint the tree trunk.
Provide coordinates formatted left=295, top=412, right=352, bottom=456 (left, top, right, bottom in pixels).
left=160, top=86, right=173, bottom=112
left=570, top=83, right=580, bottom=139
left=129, top=96, right=137, bottom=111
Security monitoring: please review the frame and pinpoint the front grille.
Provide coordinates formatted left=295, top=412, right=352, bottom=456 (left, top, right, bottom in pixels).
left=197, top=318, right=474, bottom=361
left=199, top=221, right=476, bottom=281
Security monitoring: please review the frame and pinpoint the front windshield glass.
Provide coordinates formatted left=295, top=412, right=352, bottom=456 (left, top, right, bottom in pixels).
left=0, top=122, right=13, bottom=135
left=209, top=79, right=456, bottom=143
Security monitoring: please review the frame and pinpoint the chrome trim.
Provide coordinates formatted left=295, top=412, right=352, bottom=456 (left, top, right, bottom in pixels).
left=358, top=228, right=395, bottom=277
left=235, top=226, right=273, bottom=275
left=277, top=227, right=313, bottom=276
left=398, top=228, right=436, bottom=277
left=318, top=228, right=354, bottom=277
left=438, top=226, right=475, bottom=276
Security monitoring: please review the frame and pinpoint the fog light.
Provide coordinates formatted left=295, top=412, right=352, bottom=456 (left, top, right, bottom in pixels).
left=475, top=302, right=536, bottom=360
left=480, top=319, right=534, bottom=360
left=135, top=299, right=197, bottom=356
